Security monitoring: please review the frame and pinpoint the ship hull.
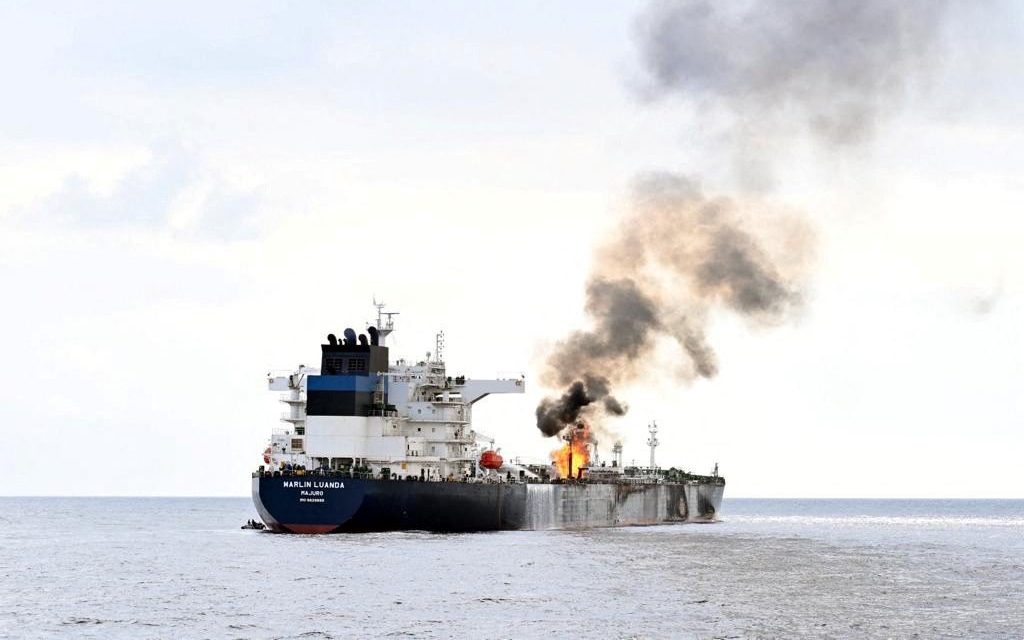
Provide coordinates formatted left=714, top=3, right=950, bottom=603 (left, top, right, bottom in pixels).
left=253, top=475, right=724, bottom=533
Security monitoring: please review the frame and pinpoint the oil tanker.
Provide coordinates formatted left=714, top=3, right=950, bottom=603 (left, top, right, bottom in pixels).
left=252, top=306, right=724, bottom=533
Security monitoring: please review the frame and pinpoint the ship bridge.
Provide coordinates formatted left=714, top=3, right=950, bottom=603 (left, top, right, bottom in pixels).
left=262, top=311, right=524, bottom=483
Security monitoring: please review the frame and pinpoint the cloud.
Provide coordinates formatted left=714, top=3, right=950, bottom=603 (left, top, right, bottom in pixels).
left=970, top=280, right=1003, bottom=315
left=13, top=142, right=262, bottom=240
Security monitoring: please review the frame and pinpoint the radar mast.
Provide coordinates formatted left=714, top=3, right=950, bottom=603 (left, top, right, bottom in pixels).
left=372, top=298, right=399, bottom=346
left=647, top=421, right=659, bottom=469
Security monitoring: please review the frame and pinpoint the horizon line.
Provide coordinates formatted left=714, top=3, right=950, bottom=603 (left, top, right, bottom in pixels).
left=1, top=495, right=1021, bottom=500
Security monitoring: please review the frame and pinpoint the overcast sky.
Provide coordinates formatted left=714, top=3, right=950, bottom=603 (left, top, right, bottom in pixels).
left=1, top=2, right=1021, bottom=498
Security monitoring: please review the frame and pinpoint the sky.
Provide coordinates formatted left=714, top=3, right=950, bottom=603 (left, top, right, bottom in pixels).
left=1, top=1, right=1021, bottom=498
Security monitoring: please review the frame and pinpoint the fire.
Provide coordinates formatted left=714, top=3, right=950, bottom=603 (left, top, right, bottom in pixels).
left=551, top=423, right=591, bottom=479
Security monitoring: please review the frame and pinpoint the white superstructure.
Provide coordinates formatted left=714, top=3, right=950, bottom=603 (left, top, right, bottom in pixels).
left=263, top=313, right=524, bottom=482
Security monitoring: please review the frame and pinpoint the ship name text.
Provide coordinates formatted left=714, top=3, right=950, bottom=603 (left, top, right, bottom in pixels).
left=282, top=480, right=345, bottom=489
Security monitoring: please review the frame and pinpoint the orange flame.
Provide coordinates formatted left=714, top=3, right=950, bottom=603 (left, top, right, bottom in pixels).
left=551, top=423, right=591, bottom=479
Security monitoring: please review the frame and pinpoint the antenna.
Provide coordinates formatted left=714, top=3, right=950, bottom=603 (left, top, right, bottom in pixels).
left=646, top=421, right=659, bottom=469
left=435, top=330, right=445, bottom=363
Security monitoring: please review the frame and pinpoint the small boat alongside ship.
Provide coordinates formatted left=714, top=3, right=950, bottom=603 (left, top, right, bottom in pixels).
left=252, top=306, right=724, bottom=533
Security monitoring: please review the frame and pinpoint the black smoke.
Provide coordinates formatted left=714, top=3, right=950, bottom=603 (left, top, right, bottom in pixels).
left=535, top=0, right=953, bottom=437
left=535, top=374, right=626, bottom=437
left=536, top=174, right=810, bottom=436
left=547, top=278, right=661, bottom=387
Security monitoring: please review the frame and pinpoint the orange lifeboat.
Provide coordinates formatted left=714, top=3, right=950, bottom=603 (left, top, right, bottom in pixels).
left=479, top=450, right=504, bottom=470
left=263, top=446, right=272, bottom=464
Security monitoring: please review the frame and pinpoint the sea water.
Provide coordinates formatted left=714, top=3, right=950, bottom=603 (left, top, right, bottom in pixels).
left=0, top=498, right=1020, bottom=639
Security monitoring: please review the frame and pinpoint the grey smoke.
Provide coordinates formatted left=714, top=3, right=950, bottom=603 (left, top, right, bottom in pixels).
left=547, top=278, right=661, bottom=388
left=535, top=0, right=951, bottom=436
left=537, top=173, right=812, bottom=435
left=637, top=0, right=948, bottom=145
left=636, top=0, right=949, bottom=187
left=971, top=280, right=1003, bottom=316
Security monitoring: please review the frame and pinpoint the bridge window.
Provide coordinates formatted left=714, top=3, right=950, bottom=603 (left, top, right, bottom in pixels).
left=347, top=358, right=366, bottom=373
left=324, top=355, right=344, bottom=374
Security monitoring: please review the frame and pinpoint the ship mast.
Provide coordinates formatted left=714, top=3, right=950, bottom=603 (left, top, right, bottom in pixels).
left=647, top=421, right=659, bottom=469
left=565, top=428, right=574, bottom=481
left=612, top=441, right=623, bottom=468
left=373, top=298, right=399, bottom=346
left=434, top=330, right=445, bottom=364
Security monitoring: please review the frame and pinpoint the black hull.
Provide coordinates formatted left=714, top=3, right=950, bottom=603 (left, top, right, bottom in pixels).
left=253, top=475, right=724, bottom=533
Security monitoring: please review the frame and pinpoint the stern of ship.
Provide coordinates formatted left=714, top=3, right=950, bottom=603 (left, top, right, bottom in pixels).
left=252, top=474, right=366, bottom=533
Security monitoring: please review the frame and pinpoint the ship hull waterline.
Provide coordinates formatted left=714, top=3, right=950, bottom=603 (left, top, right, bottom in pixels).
left=252, top=475, right=724, bottom=533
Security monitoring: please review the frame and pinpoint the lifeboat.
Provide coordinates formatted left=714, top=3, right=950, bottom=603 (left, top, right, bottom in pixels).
left=263, top=446, right=272, bottom=464
left=479, top=450, right=503, bottom=470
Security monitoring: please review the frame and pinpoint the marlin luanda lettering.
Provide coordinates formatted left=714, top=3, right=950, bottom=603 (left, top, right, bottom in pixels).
left=282, top=481, right=345, bottom=489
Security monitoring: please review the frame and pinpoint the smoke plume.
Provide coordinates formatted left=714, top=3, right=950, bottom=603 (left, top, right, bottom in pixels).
left=636, top=0, right=949, bottom=187
left=536, top=173, right=812, bottom=435
left=535, top=0, right=952, bottom=437
left=536, top=374, right=626, bottom=437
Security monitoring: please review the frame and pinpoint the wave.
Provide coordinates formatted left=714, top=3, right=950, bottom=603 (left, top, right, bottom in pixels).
left=726, top=515, right=1024, bottom=527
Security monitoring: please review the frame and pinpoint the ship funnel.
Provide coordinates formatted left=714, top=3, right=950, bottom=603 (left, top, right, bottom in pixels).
left=327, top=333, right=338, bottom=346
left=358, top=334, right=369, bottom=346
left=343, top=328, right=357, bottom=345
left=367, top=326, right=379, bottom=346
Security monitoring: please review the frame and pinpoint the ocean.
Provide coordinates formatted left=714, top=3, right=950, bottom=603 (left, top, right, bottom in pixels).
left=0, top=498, right=1020, bottom=639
